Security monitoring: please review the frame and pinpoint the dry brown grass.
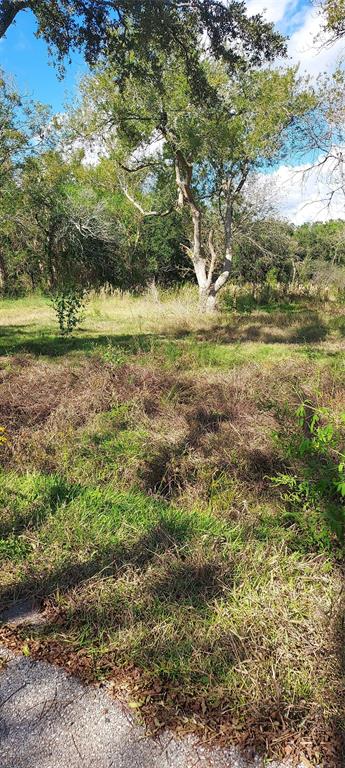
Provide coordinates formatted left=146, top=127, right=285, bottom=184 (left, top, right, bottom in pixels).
left=1, top=350, right=344, bottom=500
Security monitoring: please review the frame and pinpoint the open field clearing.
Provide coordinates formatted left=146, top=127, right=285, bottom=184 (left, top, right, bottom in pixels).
left=0, top=290, right=344, bottom=767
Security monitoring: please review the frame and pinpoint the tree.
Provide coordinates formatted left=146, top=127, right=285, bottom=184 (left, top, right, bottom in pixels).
left=72, top=50, right=308, bottom=310
left=292, top=67, right=345, bottom=211
left=17, top=150, right=123, bottom=290
left=0, top=70, right=188, bottom=297
left=0, top=71, right=51, bottom=291
left=294, top=220, right=345, bottom=266
left=233, top=216, right=294, bottom=286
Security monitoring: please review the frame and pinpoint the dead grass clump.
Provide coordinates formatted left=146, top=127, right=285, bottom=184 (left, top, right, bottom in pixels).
left=0, top=357, right=177, bottom=470
left=139, top=369, right=281, bottom=503
left=3, top=351, right=342, bottom=509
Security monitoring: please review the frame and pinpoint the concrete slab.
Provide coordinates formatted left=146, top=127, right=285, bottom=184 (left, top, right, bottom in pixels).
left=0, top=645, right=299, bottom=768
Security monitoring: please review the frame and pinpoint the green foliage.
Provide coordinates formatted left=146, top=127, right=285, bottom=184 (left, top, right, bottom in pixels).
left=233, top=218, right=294, bottom=285
left=296, top=403, right=345, bottom=497
left=272, top=403, right=345, bottom=546
left=0, top=535, right=30, bottom=561
left=0, top=1, right=286, bottom=91
left=321, top=0, right=345, bottom=39
left=134, top=212, right=191, bottom=287
left=294, top=220, right=345, bottom=266
left=52, top=288, right=86, bottom=336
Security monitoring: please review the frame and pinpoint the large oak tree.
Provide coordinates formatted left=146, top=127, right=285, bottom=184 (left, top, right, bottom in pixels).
left=71, top=54, right=309, bottom=310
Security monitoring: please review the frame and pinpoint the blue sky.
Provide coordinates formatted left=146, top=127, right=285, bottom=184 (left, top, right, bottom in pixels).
left=0, top=1, right=344, bottom=223
left=0, top=9, right=86, bottom=112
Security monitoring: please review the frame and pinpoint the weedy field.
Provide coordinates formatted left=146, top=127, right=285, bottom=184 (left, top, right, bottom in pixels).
left=0, top=288, right=344, bottom=766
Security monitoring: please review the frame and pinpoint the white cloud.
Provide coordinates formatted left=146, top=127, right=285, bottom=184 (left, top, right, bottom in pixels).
left=247, top=2, right=344, bottom=76
left=267, top=156, right=345, bottom=224
left=288, top=6, right=344, bottom=76
left=246, top=0, right=291, bottom=23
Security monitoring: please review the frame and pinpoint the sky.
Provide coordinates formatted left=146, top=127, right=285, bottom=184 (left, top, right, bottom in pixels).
left=0, top=9, right=86, bottom=112
left=0, top=1, right=344, bottom=223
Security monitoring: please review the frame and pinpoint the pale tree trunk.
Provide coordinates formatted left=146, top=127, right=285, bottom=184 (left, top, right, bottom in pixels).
left=204, top=254, right=232, bottom=312
left=291, top=258, right=297, bottom=287
left=174, top=151, right=210, bottom=308
left=147, top=277, right=160, bottom=303
left=0, top=1, right=30, bottom=39
left=190, top=207, right=209, bottom=306
left=174, top=151, right=234, bottom=313
left=203, top=198, right=233, bottom=313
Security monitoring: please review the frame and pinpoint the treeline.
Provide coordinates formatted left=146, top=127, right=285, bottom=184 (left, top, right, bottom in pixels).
left=2, top=148, right=344, bottom=298
left=1, top=63, right=345, bottom=302
left=2, top=149, right=345, bottom=297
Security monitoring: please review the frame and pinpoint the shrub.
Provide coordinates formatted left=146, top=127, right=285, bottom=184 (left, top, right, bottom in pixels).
left=51, top=288, right=86, bottom=336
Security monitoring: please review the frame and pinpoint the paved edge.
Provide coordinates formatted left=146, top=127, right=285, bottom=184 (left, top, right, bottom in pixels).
left=0, top=644, right=302, bottom=768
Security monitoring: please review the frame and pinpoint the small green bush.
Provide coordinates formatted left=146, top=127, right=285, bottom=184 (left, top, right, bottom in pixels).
left=51, top=288, right=86, bottom=336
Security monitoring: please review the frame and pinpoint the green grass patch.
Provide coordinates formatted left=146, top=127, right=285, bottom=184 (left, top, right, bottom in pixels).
left=0, top=471, right=340, bottom=726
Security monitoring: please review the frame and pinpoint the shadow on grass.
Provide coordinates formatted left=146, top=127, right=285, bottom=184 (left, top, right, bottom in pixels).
left=0, top=308, right=338, bottom=360
left=0, top=325, right=171, bottom=358
left=0, top=465, right=343, bottom=763
left=141, top=407, right=235, bottom=499
left=185, top=312, right=330, bottom=346
left=0, top=509, right=343, bottom=763
left=0, top=507, right=198, bottom=608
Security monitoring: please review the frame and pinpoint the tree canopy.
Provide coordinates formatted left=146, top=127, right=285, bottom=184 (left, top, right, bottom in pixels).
left=0, top=1, right=343, bottom=308
left=0, top=0, right=286, bottom=96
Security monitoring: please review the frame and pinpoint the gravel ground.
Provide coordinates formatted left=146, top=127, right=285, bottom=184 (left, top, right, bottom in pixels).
left=0, top=643, right=302, bottom=768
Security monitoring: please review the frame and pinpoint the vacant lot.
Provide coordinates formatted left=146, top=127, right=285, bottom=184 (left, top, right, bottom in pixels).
left=0, top=290, right=344, bottom=766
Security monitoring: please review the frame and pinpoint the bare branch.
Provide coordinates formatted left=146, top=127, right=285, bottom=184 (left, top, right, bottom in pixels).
left=0, top=0, right=30, bottom=39
left=121, top=186, right=173, bottom=217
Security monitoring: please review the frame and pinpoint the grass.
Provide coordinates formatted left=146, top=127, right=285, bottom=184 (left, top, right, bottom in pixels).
left=0, top=286, right=344, bottom=765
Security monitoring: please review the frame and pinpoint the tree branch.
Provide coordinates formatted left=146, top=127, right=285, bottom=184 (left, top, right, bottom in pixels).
left=0, top=0, right=30, bottom=39
left=119, top=161, right=161, bottom=173
left=121, top=186, right=173, bottom=217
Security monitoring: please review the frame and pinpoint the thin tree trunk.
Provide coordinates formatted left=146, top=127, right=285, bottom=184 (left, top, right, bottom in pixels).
left=291, top=259, right=297, bottom=287
left=147, top=277, right=159, bottom=303
left=0, top=1, right=30, bottom=39
left=46, top=230, right=57, bottom=289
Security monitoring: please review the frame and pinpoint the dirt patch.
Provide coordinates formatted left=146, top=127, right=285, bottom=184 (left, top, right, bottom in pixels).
left=0, top=598, right=47, bottom=627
